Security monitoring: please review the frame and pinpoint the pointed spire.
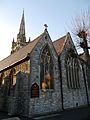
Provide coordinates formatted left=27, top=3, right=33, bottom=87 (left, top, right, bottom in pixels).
left=17, top=10, right=26, bottom=43
left=11, top=10, right=29, bottom=54
left=19, top=10, right=25, bottom=35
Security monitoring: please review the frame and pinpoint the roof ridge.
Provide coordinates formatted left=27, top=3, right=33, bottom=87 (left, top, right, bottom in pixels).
left=0, top=31, right=45, bottom=71
left=53, top=33, right=69, bottom=55
left=59, top=33, right=73, bottom=54
left=0, top=32, right=44, bottom=62
left=30, top=32, right=44, bottom=43
left=53, top=34, right=67, bottom=43
left=59, top=34, right=68, bottom=54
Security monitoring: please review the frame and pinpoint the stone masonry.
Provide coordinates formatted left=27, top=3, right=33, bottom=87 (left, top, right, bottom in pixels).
left=59, top=33, right=89, bottom=109
left=28, top=31, right=62, bottom=117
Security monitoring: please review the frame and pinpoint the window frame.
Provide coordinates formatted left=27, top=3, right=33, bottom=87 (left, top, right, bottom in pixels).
left=66, top=50, right=80, bottom=89
left=40, top=44, right=54, bottom=91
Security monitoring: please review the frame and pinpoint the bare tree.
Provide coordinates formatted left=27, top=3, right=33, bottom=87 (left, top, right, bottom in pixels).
left=71, top=10, right=90, bottom=103
left=72, top=10, right=90, bottom=61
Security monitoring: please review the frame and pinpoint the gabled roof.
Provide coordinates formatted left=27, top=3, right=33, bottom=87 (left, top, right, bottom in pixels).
left=53, top=33, right=68, bottom=55
left=0, top=31, right=70, bottom=72
left=0, top=32, right=44, bottom=72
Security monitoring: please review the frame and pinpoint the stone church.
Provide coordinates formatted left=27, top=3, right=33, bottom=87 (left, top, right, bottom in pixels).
left=0, top=11, right=90, bottom=118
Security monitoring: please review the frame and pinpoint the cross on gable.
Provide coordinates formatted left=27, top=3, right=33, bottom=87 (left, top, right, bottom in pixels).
left=44, top=24, right=48, bottom=30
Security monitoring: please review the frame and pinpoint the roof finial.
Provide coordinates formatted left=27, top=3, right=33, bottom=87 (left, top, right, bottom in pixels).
left=44, top=24, right=48, bottom=31
left=28, top=37, right=31, bottom=42
left=12, top=38, right=15, bottom=43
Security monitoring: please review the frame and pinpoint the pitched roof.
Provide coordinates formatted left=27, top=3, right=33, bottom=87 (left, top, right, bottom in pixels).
left=0, top=32, right=44, bottom=72
left=53, top=35, right=67, bottom=55
left=0, top=31, right=69, bottom=72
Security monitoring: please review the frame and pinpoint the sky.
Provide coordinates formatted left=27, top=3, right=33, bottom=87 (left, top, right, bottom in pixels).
left=0, top=0, right=89, bottom=60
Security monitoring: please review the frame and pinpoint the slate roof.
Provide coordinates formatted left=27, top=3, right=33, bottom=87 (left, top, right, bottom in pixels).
left=0, top=32, right=68, bottom=72
left=0, top=32, right=44, bottom=71
left=53, top=35, right=67, bottom=55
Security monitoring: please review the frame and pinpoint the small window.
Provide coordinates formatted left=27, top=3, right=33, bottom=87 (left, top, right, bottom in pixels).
left=13, top=75, right=16, bottom=86
left=0, top=73, right=5, bottom=86
left=31, top=83, right=39, bottom=98
left=2, top=79, right=4, bottom=85
left=8, top=68, right=16, bottom=96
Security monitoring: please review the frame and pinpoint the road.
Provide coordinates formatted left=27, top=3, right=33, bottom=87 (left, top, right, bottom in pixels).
left=0, top=106, right=90, bottom=120
left=33, top=107, right=90, bottom=120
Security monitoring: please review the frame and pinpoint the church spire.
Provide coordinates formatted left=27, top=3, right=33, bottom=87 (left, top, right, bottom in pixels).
left=17, top=10, right=26, bottom=43
left=19, top=10, right=25, bottom=35
left=11, top=11, right=29, bottom=54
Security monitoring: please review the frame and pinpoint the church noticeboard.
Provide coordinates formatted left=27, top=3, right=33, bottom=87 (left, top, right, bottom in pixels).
left=31, top=83, right=39, bottom=98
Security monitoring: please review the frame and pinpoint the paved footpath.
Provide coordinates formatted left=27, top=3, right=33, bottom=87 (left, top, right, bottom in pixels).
left=0, top=107, right=90, bottom=120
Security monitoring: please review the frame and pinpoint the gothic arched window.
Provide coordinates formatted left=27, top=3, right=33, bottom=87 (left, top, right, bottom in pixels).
left=8, top=68, right=16, bottom=96
left=66, top=50, right=80, bottom=89
left=40, top=45, right=54, bottom=91
left=0, top=73, right=5, bottom=86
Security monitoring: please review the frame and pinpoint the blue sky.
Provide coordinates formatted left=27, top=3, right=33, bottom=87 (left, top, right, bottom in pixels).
left=0, top=0, right=89, bottom=60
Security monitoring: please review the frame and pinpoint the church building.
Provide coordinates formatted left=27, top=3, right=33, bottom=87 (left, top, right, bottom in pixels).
left=0, top=11, right=90, bottom=118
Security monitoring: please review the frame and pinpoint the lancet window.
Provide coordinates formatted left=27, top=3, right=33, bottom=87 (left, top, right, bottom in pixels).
left=8, top=68, right=16, bottom=96
left=66, top=50, right=80, bottom=89
left=0, top=73, right=5, bottom=86
left=40, top=45, right=54, bottom=91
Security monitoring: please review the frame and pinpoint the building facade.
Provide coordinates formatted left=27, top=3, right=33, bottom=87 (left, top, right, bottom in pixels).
left=0, top=12, right=90, bottom=117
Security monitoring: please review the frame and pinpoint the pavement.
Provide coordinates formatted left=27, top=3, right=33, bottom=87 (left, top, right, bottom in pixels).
left=0, top=106, right=90, bottom=120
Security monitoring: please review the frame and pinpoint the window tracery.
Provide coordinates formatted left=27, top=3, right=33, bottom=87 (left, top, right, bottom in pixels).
left=40, top=45, right=54, bottom=91
left=66, top=50, right=80, bottom=89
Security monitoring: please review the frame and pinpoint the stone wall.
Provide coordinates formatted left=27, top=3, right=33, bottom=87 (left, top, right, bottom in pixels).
left=0, top=77, right=10, bottom=112
left=59, top=35, right=88, bottom=109
left=29, top=32, right=62, bottom=117
left=84, top=62, right=90, bottom=104
left=8, top=72, right=29, bottom=117
left=0, top=32, right=62, bottom=117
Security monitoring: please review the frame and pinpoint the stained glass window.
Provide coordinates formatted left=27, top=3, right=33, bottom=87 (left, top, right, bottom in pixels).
left=40, top=45, right=54, bottom=91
